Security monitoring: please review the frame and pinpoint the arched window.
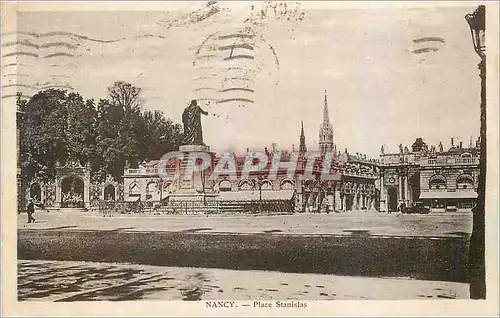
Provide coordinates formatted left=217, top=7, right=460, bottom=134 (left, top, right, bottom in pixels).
left=457, top=174, right=474, bottom=190
left=219, top=180, right=232, bottom=192
left=261, top=180, right=273, bottom=191
left=280, top=179, right=295, bottom=190
left=104, top=184, right=116, bottom=201
left=129, top=182, right=141, bottom=196
left=238, top=180, right=253, bottom=191
left=429, top=174, right=447, bottom=190
left=61, top=177, right=85, bottom=208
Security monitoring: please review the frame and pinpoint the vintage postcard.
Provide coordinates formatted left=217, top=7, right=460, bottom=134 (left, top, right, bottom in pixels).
left=1, top=1, right=499, bottom=317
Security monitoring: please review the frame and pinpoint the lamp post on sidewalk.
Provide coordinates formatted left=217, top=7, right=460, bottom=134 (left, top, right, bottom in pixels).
left=465, top=4, right=486, bottom=300
left=256, top=174, right=264, bottom=213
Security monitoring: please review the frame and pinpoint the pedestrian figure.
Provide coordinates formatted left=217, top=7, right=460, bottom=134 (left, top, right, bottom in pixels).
left=27, top=199, right=36, bottom=223
left=397, top=202, right=405, bottom=214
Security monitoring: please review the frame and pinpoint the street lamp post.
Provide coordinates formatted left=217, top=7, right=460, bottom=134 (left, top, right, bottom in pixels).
left=465, top=5, right=486, bottom=300
left=257, top=175, right=264, bottom=213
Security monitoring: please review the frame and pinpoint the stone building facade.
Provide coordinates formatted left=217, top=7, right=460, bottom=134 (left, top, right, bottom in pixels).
left=18, top=91, right=479, bottom=214
left=379, top=138, right=480, bottom=212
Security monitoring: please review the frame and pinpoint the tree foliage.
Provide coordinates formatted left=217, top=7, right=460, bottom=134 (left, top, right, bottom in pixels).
left=19, top=81, right=183, bottom=184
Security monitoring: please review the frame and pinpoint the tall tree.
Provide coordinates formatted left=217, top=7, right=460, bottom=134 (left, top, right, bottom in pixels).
left=20, top=89, right=95, bottom=183
left=107, top=81, right=142, bottom=110
left=92, top=99, right=124, bottom=182
left=142, top=109, right=183, bottom=160
left=19, top=82, right=184, bottom=186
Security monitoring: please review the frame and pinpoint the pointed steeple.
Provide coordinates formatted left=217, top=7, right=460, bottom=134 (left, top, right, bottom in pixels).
left=323, top=90, right=331, bottom=127
left=319, top=90, right=334, bottom=154
left=299, top=120, right=307, bottom=153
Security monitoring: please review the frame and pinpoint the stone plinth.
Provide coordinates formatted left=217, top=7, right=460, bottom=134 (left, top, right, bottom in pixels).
left=169, top=144, right=218, bottom=203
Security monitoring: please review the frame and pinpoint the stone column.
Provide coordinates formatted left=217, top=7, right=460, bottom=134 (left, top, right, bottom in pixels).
left=408, top=183, right=413, bottom=207
left=40, top=184, right=46, bottom=205
left=398, top=175, right=403, bottom=204
left=84, top=180, right=90, bottom=209
left=380, top=173, right=386, bottom=212
left=404, top=175, right=409, bottom=206
left=55, top=178, right=61, bottom=208
left=334, top=187, right=342, bottom=211
left=294, top=175, right=303, bottom=213
left=327, top=193, right=334, bottom=213
left=385, top=192, right=389, bottom=212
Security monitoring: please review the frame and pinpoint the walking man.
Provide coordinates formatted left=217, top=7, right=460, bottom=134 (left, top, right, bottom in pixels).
left=27, top=198, right=35, bottom=223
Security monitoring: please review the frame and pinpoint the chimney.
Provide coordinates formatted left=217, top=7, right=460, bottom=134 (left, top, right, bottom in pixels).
left=459, top=141, right=463, bottom=149
left=451, top=137, right=454, bottom=147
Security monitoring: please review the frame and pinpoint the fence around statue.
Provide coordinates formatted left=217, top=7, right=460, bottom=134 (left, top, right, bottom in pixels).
left=96, top=199, right=295, bottom=216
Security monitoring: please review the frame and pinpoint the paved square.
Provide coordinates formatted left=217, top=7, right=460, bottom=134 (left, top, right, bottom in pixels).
left=18, top=211, right=472, bottom=237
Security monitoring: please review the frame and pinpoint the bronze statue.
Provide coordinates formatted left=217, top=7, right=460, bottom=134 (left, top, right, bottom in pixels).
left=181, top=100, right=208, bottom=145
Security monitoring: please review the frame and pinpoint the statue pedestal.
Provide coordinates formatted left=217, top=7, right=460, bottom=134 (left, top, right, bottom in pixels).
left=169, top=144, right=217, bottom=203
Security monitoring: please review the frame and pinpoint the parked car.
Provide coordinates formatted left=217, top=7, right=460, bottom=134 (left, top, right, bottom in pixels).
left=405, top=202, right=430, bottom=214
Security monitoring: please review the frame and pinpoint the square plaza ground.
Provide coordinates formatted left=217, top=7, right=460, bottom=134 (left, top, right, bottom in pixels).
left=17, top=211, right=473, bottom=301
left=18, top=211, right=472, bottom=237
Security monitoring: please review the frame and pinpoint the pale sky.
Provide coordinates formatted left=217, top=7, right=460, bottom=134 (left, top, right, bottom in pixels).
left=3, top=2, right=482, bottom=157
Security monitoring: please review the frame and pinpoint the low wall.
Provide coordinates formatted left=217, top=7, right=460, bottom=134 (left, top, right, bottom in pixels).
left=18, top=230, right=470, bottom=283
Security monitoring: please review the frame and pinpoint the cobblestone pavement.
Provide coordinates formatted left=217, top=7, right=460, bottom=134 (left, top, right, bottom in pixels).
left=18, top=211, right=472, bottom=237
left=18, top=260, right=469, bottom=301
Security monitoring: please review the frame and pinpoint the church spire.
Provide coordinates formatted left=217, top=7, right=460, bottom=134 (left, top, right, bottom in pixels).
left=319, top=90, right=334, bottom=154
left=323, top=90, right=331, bottom=127
left=299, top=120, right=307, bottom=153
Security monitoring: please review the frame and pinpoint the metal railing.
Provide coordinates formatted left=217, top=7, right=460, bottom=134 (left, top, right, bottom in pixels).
left=96, top=199, right=295, bottom=216
left=427, top=158, right=479, bottom=165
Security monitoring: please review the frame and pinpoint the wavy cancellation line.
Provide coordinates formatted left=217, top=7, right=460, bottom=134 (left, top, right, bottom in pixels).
left=412, top=47, right=440, bottom=54
left=413, top=37, right=446, bottom=44
left=193, top=87, right=219, bottom=92
left=218, top=43, right=254, bottom=51
left=219, top=88, right=254, bottom=93
left=223, top=54, right=255, bottom=61
left=1, top=31, right=167, bottom=43
left=2, top=83, right=74, bottom=90
left=44, top=53, right=74, bottom=58
left=2, top=40, right=78, bottom=50
left=2, top=52, right=39, bottom=58
left=2, top=94, right=33, bottom=99
left=192, top=87, right=255, bottom=94
left=2, top=74, right=29, bottom=77
left=218, top=33, right=254, bottom=40
left=2, top=52, right=75, bottom=59
left=217, top=98, right=255, bottom=104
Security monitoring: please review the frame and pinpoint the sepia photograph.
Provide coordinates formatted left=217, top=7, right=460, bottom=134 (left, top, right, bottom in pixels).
left=1, top=1, right=499, bottom=316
